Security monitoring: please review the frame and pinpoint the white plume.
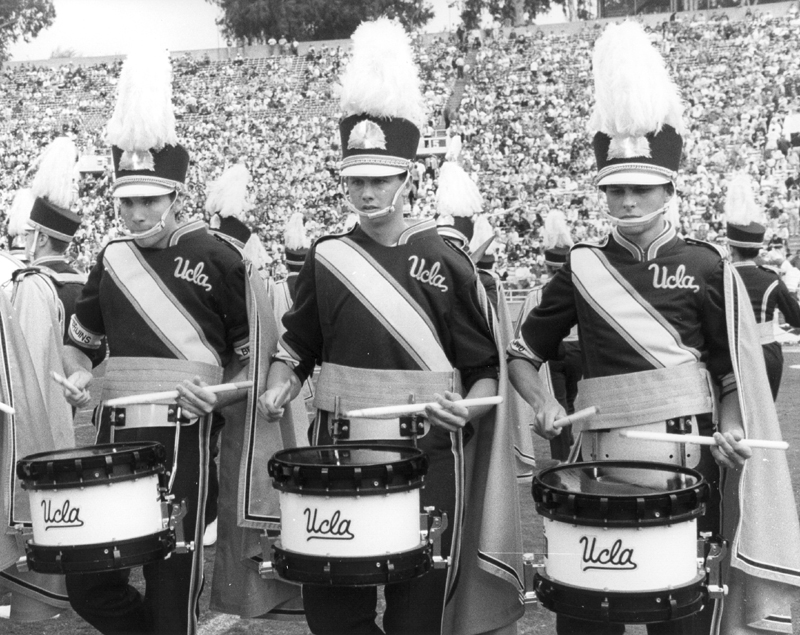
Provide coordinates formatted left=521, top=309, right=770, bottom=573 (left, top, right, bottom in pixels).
left=339, top=18, right=426, bottom=128
left=470, top=215, right=495, bottom=255
left=8, top=189, right=35, bottom=237
left=205, top=164, right=252, bottom=219
left=543, top=211, right=574, bottom=249
left=725, top=173, right=764, bottom=226
left=445, top=135, right=462, bottom=162
left=105, top=45, right=178, bottom=151
left=589, top=21, right=685, bottom=145
left=284, top=212, right=310, bottom=250
left=31, top=137, right=78, bottom=209
left=436, top=162, right=483, bottom=218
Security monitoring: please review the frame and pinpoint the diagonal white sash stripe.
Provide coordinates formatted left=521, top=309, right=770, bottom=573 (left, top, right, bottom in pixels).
left=571, top=248, right=698, bottom=368
left=316, top=239, right=451, bottom=371
left=104, top=242, right=220, bottom=366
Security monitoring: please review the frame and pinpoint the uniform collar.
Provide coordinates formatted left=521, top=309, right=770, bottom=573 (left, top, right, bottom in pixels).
left=31, top=255, right=70, bottom=268
left=611, top=221, right=678, bottom=262
left=168, top=220, right=208, bottom=248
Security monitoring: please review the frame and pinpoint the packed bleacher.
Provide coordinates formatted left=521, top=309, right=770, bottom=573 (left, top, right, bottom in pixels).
left=1, top=2, right=800, bottom=287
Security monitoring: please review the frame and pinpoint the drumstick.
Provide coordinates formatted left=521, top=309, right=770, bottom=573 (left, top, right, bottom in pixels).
left=553, top=406, right=599, bottom=430
left=619, top=429, right=789, bottom=451
left=103, top=380, right=254, bottom=407
left=52, top=371, right=84, bottom=397
left=344, top=396, right=503, bottom=419
left=0, top=401, right=15, bottom=415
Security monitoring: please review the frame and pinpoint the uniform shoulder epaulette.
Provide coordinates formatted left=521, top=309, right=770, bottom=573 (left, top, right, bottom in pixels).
left=106, top=234, right=137, bottom=244
left=684, top=236, right=726, bottom=257
left=440, top=236, right=479, bottom=271
left=13, top=266, right=86, bottom=286
left=318, top=224, right=357, bottom=242
left=11, top=266, right=43, bottom=282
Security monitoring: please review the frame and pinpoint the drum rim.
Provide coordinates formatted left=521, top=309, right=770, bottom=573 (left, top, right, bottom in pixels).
left=17, top=441, right=167, bottom=489
left=532, top=460, right=708, bottom=527
left=534, top=570, right=707, bottom=624
left=269, top=443, right=428, bottom=496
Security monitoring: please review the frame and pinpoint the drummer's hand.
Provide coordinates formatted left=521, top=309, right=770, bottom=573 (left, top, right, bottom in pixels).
left=65, top=370, right=93, bottom=409
left=175, top=377, right=217, bottom=418
left=710, top=430, right=752, bottom=469
left=424, top=391, right=469, bottom=433
left=258, top=384, right=290, bottom=423
left=533, top=396, right=567, bottom=441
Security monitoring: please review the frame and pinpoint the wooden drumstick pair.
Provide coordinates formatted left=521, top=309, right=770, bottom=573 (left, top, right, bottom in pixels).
left=546, top=404, right=789, bottom=451
left=344, top=396, right=503, bottom=419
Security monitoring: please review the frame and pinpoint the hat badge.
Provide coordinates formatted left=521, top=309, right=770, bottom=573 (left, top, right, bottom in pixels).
left=119, top=149, right=156, bottom=171
left=348, top=120, right=387, bottom=150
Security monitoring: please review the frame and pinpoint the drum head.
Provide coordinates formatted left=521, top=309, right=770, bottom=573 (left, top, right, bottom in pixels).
left=17, top=442, right=167, bottom=490
left=269, top=444, right=428, bottom=496
left=532, top=461, right=708, bottom=527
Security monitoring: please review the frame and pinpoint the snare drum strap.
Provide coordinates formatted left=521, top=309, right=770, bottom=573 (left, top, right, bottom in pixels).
left=573, top=362, right=716, bottom=432
left=313, top=363, right=462, bottom=413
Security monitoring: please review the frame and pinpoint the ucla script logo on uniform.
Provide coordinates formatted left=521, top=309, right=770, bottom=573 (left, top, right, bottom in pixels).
left=408, top=256, right=448, bottom=292
left=174, top=257, right=213, bottom=291
left=649, top=264, right=700, bottom=293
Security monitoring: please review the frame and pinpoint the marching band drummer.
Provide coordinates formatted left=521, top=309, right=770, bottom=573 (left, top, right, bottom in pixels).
left=60, top=47, right=251, bottom=635
left=259, top=18, right=523, bottom=635
left=509, top=22, right=800, bottom=635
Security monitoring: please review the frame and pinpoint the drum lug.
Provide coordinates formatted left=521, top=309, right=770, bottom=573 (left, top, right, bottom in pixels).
left=170, top=498, right=194, bottom=554
left=422, top=507, right=449, bottom=569
left=700, top=533, right=729, bottom=599
left=522, top=552, right=544, bottom=604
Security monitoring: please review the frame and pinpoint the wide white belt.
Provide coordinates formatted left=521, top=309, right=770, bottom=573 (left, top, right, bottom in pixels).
left=574, top=362, right=715, bottom=432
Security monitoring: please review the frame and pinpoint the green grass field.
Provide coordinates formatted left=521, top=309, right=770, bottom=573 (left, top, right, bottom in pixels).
left=5, top=351, right=800, bottom=634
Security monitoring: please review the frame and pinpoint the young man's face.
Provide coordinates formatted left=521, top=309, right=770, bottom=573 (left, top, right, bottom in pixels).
left=345, top=175, right=406, bottom=216
left=117, top=194, right=175, bottom=245
left=604, top=183, right=670, bottom=239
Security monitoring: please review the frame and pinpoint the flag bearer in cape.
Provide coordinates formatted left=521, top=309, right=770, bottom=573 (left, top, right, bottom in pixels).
left=60, top=47, right=252, bottom=635
left=508, top=21, right=800, bottom=635
left=11, top=137, right=84, bottom=450
left=259, top=18, right=524, bottom=635
left=724, top=173, right=800, bottom=400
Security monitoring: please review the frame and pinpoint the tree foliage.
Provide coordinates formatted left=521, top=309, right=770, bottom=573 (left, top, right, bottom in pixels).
left=460, top=0, right=565, bottom=29
left=208, top=0, right=435, bottom=44
left=1, top=0, right=55, bottom=62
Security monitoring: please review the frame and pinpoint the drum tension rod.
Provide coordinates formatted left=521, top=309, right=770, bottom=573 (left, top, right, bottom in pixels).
left=257, top=528, right=280, bottom=579
left=700, top=532, right=728, bottom=599
left=13, top=523, right=32, bottom=573
left=422, top=506, right=450, bottom=569
left=522, top=552, right=545, bottom=604
left=400, top=394, right=425, bottom=443
left=331, top=396, right=350, bottom=441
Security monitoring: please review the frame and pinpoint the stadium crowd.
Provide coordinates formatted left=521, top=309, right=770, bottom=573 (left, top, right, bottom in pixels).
left=1, top=2, right=800, bottom=287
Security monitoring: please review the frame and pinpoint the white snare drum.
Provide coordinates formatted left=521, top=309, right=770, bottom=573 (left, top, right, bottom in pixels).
left=16, top=442, right=174, bottom=574
left=532, top=461, right=709, bottom=624
left=268, top=444, right=431, bottom=585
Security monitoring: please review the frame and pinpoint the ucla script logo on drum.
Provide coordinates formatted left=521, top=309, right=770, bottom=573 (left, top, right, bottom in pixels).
left=579, top=536, right=637, bottom=571
left=304, top=508, right=355, bottom=541
left=42, top=499, right=84, bottom=530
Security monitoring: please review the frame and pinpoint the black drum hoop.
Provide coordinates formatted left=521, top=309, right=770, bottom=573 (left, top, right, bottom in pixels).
left=534, top=571, right=707, bottom=624
left=25, top=529, right=176, bottom=574
left=271, top=542, right=432, bottom=586
left=17, top=442, right=167, bottom=490
left=269, top=444, right=428, bottom=497
left=532, top=460, right=709, bottom=528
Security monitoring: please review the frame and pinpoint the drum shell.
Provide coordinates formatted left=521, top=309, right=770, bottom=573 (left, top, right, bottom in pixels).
left=542, top=517, right=700, bottom=591
left=533, top=461, right=708, bottom=597
left=28, top=474, right=165, bottom=546
left=279, top=489, right=421, bottom=557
